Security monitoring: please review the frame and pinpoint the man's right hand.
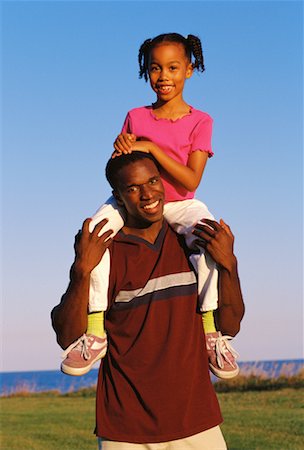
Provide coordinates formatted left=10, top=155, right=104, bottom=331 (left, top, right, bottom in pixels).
left=73, top=218, right=113, bottom=277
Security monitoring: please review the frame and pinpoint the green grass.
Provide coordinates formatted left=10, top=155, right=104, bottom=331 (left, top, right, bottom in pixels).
left=1, top=388, right=303, bottom=449
left=0, top=396, right=96, bottom=450
left=219, top=389, right=303, bottom=450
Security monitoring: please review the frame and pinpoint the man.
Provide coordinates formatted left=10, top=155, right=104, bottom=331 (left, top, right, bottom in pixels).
left=52, top=152, right=244, bottom=449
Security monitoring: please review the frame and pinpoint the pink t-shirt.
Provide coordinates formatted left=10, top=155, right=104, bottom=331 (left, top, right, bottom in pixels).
left=121, top=106, right=213, bottom=202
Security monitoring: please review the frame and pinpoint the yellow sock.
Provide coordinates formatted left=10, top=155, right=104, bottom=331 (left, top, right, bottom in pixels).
left=202, top=310, right=216, bottom=334
left=87, top=311, right=106, bottom=338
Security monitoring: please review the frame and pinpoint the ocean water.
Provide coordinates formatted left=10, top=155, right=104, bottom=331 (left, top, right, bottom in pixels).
left=0, top=368, right=100, bottom=396
left=1, top=359, right=303, bottom=396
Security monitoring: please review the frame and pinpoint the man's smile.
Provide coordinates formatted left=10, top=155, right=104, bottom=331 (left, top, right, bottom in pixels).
left=142, top=199, right=161, bottom=211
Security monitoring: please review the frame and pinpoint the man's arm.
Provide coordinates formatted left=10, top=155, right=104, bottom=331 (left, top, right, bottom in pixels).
left=51, top=218, right=112, bottom=349
left=193, top=219, right=245, bottom=336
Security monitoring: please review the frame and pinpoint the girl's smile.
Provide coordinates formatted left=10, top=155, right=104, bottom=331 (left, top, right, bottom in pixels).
left=148, top=43, right=193, bottom=105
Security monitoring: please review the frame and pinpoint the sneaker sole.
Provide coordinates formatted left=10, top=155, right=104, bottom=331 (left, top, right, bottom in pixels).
left=61, top=348, right=107, bottom=376
left=209, top=364, right=240, bottom=380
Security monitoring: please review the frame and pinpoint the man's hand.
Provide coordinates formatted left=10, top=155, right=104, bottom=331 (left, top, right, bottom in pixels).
left=193, top=219, right=237, bottom=272
left=51, top=218, right=112, bottom=348
left=73, top=218, right=113, bottom=277
left=193, top=218, right=244, bottom=336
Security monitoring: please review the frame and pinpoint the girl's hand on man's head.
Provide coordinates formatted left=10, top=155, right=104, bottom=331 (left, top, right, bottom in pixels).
left=111, top=149, right=123, bottom=159
left=113, top=133, right=137, bottom=154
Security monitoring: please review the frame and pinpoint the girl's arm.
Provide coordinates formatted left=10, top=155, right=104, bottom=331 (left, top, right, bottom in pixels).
left=129, top=140, right=209, bottom=192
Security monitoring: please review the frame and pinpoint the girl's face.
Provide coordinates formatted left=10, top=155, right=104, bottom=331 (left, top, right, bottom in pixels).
left=148, top=43, right=193, bottom=104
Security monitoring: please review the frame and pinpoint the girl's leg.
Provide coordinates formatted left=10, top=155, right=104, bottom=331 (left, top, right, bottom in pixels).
left=164, top=200, right=239, bottom=379
left=61, top=197, right=125, bottom=376
left=89, top=197, right=125, bottom=313
left=164, top=199, right=218, bottom=311
left=89, top=196, right=125, bottom=236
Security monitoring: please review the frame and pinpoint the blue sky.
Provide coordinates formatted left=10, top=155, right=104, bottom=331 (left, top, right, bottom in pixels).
left=1, top=1, right=303, bottom=372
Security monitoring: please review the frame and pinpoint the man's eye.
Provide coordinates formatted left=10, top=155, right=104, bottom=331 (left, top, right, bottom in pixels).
left=128, top=186, right=138, bottom=193
left=150, top=178, right=158, bottom=185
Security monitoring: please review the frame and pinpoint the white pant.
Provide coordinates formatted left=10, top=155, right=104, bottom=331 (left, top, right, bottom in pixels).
left=89, top=197, right=218, bottom=313
left=97, top=426, right=227, bottom=450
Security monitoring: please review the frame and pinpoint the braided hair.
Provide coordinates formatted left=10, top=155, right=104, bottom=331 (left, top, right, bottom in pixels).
left=138, top=33, right=205, bottom=82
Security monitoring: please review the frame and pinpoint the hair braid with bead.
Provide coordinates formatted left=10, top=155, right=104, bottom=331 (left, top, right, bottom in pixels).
left=138, top=32, right=205, bottom=81
left=138, top=38, right=152, bottom=82
left=187, top=34, right=205, bottom=72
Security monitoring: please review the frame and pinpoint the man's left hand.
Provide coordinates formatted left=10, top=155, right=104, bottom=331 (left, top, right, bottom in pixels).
left=193, top=219, right=237, bottom=272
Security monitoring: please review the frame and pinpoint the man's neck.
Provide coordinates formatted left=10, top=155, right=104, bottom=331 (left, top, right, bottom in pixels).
left=122, top=219, right=164, bottom=244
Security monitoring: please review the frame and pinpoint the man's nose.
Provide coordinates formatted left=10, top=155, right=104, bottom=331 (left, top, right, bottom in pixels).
left=140, top=184, right=153, bottom=198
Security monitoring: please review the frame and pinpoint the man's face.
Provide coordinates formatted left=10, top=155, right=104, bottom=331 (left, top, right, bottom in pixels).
left=114, top=158, right=165, bottom=228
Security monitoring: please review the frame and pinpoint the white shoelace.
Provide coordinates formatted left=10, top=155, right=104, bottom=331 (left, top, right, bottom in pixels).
left=61, top=334, right=91, bottom=360
left=214, top=335, right=239, bottom=369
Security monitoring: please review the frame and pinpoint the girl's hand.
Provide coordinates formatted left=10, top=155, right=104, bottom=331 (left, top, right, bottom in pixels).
left=112, top=140, right=151, bottom=158
left=113, top=133, right=136, bottom=154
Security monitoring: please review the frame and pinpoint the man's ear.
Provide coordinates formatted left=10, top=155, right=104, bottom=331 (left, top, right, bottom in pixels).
left=113, top=190, right=124, bottom=207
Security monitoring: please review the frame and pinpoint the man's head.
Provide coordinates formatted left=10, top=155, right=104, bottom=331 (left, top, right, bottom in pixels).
left=106, top=152, right=165, bottom=228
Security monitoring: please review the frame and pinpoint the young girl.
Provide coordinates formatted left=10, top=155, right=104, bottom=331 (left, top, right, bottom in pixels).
left=61, top=33, right=239, bottom=379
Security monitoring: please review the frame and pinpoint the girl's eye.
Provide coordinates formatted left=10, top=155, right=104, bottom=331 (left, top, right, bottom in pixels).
left=170, top=66, right=178, bottom=71
left=150, top=66, right=160, bottom=72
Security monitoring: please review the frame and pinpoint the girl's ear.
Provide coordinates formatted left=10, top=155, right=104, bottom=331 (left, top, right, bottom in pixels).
left=113, top=190, right=124, bottom=207
left=186, top=63, right=194, bottom=79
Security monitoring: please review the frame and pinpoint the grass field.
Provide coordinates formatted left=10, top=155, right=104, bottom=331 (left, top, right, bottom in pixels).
left=1, top=387, right=303, bottom=450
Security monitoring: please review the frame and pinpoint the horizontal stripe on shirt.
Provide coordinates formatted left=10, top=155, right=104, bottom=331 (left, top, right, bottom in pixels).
left=114, top=271, right=197, bottom=304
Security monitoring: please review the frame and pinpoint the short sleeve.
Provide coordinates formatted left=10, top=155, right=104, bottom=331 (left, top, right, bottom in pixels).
left=190, top=115, right=214, bottom=157
left=121, top=112, right=132, bottom=134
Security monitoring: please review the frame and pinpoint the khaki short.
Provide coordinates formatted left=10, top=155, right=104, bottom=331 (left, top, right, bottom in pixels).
left=98, top=426, right=227, bottom=450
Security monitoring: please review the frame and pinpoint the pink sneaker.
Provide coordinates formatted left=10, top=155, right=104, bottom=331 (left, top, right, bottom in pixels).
left=206, top=331, right=239, bottom=379
left=61, top=333, right=108, bottom=376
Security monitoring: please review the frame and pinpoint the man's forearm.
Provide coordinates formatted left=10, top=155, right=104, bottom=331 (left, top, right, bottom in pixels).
left=215, top=259, right=245, bottom=336
left=51, top=263, right=90, bottom=349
